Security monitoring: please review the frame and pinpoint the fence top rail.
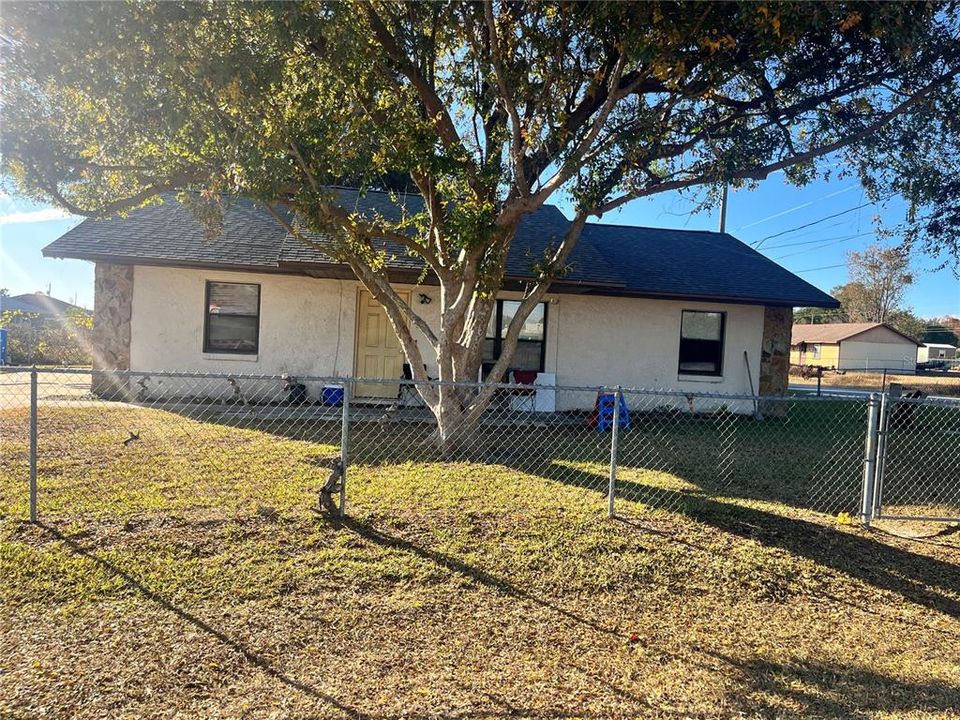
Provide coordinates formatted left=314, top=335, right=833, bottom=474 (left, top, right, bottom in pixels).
left=0, top=365, right=883, bottom=405
left=887, top=394, right=960, bottom=408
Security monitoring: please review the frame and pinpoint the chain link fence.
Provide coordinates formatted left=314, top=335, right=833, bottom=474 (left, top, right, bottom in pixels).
left=0, top=367, right=957, bottom=529
left=873, top=393, right=960, bottom=522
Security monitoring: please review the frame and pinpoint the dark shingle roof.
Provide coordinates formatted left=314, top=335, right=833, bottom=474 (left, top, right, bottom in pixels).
left=580, top=223, right=838, bottom=306
left=0, top=293, right=88, bottom=316
left=44, top=196, right=288, bottom=269
left=43, top=190, right=838, bottom=307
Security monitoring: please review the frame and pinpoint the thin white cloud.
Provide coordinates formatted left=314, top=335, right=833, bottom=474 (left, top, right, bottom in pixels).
left=0, top=208, right=76, bottom=225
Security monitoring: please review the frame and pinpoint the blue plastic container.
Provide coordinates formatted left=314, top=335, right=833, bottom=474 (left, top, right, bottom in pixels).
left=321, top=385, right=344, bottom=406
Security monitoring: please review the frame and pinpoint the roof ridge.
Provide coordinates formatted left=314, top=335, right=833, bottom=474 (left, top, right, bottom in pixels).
left=585, top=220, right=730, bottom=236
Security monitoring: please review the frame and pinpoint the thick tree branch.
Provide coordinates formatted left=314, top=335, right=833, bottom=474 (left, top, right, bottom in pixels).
left=264, top=202, right=440, bottom=352
left=361, top=2, right=469, bottom=164
left=498, top=54, right=630, bottom=226
left=484, top=0, right=527, bottom=193
left=38, top=174, right=197, bottom=218
left=465, top=212, right=588, bottom=420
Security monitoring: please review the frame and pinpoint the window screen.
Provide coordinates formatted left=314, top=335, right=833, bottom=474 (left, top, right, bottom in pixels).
left=204, top=281, right=260, bottom=354
left=678, top=310, right=724, bottom=376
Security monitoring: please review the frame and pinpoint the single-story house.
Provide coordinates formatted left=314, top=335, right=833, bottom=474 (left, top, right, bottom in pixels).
left=790, top=322, right=920, bottom=374
left=917, top=343, right=958, bottom=363
left=0, top=291, right=88, bottom=319
left=42, top=189, right=838, bottom=409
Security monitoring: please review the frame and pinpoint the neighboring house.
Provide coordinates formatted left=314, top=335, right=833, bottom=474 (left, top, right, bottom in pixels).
left=0, top=292, right=87, bottom=320
left=42, top=190, right=838, bottom=409
left=790, top=323, right=921, bottom=374
left=0, top=292, right=92, bottom=365
left=917, top=343, right=957, bottom=363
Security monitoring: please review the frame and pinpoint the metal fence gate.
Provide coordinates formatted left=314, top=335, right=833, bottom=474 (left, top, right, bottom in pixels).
left=868, top=393, right=960, bottom=523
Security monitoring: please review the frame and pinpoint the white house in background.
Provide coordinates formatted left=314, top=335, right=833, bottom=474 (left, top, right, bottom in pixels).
left=42, top=189, right=838, bottom=409
left=918, top=343, right=958, bottom=363
left=790, top=322, right=921, bottom=374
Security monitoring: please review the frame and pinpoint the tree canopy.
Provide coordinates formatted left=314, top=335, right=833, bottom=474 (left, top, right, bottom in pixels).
left=3, top=1, right=959, bottom=438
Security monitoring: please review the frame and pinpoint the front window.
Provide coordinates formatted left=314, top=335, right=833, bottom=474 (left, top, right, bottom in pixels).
left=204, top=281, right=260, bottom=354
left=678, top=310, right=725, bottom=376
left=483, top=300, right=547, bottom=373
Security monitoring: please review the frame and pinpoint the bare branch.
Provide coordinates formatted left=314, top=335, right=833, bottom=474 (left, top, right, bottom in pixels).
left=498, top=53, right=630, bottom=226
left=360, top=2, right=466, bottom=161
left=598, top=68, right=960, bottom=215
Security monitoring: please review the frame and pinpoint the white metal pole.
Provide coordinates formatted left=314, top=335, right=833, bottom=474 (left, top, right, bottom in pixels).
left=339, top=380, right=351, bottom=519
left=860, top=393, right=880, bottom=526
left=29, top=367, right=38, bottom=523
left=608, top=387, right=621, bottom=519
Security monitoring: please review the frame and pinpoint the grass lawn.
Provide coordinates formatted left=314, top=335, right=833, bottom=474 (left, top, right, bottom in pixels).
left=1, top=403, right=959, bottom=719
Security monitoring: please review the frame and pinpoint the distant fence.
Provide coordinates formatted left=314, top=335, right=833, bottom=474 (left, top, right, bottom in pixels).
left=0, top=367, right=957, bottom=527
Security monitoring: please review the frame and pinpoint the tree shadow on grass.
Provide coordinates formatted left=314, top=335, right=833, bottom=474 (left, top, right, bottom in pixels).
left=35, top=522, right=365, bottom=718
left=338, top=515, right=622, bottom=639
left=33, top=519, right=625, bottom=720
left=533, top=460, right=960, bottom=621
left=707, top=650, right=960, bottom=719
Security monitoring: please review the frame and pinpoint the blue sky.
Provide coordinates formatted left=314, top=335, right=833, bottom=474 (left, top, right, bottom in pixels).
left=1, top=177, right=958, bottom=317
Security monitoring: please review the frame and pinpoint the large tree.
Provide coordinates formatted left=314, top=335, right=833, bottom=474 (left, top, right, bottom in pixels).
left=3, top=1, right=960, bottom=443
left=836, top=243, right=915, bottom=323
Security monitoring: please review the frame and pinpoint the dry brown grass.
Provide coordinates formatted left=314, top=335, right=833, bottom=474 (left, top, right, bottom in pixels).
left=791, top=370, right=960, bottom=397
left=2, top=405, right=959, bottom=719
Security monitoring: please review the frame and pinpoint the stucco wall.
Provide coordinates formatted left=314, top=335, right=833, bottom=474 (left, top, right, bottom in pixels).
left=128, top=265, right=766, bottom=408
left=130, top=266, right=441, bottom=377
left=549, top=294, right=763, bottom=395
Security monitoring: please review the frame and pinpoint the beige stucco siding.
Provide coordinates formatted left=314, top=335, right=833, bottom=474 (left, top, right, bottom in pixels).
left=131, top=266, right=442, bottom=377
left=551, top=294, right=763, bottom=393
left=130, top=265, right=765, bottom=408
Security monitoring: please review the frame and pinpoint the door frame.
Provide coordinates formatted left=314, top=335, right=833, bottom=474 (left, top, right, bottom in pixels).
left=352, top=288, right=411, bottom=394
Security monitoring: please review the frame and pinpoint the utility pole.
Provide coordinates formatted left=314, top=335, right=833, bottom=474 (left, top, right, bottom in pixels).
left=718, top=184, right=728, bottom=233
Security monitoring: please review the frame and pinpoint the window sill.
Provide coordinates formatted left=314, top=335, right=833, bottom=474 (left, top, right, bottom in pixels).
left=678, top=374, right=724, bottom=383
left=202, top=353, right=259, bottom=362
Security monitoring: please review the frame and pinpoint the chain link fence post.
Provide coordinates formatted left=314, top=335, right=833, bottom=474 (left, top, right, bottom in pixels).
left=607, top=386, right=621, bottom=519
left=860, top=392, right=880, bottom=526
left=873, top=392, right=890, bottom=519
left=339, top=379, right=351, bottom=519
left=29, top=366, right=38, bottom=523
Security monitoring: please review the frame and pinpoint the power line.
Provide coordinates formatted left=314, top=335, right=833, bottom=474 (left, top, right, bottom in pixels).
left=734, top=184, right=858, bottom=232
left=791, top=262, right=847, bottom=273
left=771, top=231, right=874, bottom=260
left=751, top=202, right=873, bottom=249
left=763, top=229, right=873, bottom=251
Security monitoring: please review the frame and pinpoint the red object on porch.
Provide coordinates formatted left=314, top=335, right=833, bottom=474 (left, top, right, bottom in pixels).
left=512, top=370, right=538, bottom=385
